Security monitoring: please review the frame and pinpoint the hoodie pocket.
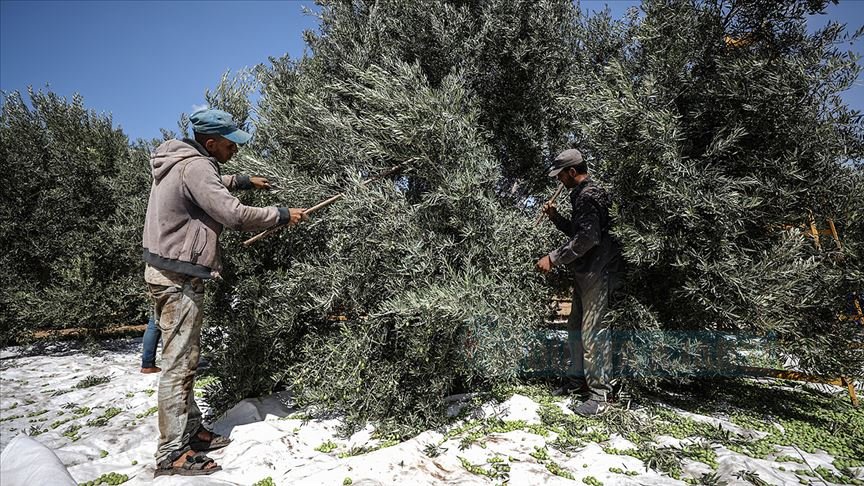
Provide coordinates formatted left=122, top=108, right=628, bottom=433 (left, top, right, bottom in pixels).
left=190, top=224, right=208, bottom=264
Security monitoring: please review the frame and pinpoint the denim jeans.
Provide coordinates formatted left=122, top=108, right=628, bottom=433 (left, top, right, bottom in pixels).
left=141, top=315, right=162, bottom=368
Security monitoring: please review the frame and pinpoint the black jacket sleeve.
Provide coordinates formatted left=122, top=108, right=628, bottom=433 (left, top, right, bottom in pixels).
left=548, top=197, right=601, bottom=266
left=551, top=210, right=575, bottom=236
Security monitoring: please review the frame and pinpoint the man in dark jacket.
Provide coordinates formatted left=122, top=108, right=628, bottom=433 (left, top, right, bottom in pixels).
left=536, top=148, right=621, bottom=416
left=143, top=108, right=305, bottom=476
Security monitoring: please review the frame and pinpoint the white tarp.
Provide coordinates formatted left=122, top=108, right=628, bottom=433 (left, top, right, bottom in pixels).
left=0, top=435, right=76, bottom=486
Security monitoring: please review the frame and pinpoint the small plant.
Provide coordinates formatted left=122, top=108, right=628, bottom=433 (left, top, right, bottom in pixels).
left=72, top=406, right=91, bottom=417
left=86, top=407, right=121, bottom=427
left=545, top=461, right=574, bottom=480
left=195, top=375, right=219, bottom=388
left=50, top=417, right=73, bottom=429
left=813, top=465, right=860, bottom=485
left=75, top=375, right=110, bottom=389
left=774, top=454, right=804, bottom=464
left=423, top=442, right=445, bottom=458
left=529, top=446, right=550, bottom=461
left=100, top=450, right=109, bottom=458
left=136, top=406, right=158, bottom=419
left=733, top=469, right=769, bottom=486
left=26, top=409, right=48, bottom=417
left=315, top=440, right=338, bottom=453
left=640, top=445, right=683, bottom=479
left=28, top=425, right=45, bottom=436
left=251, top=478, right=275, bottom=486
left=131, top=460, right=138, bottom=466
left=583, top=476, right=603, bottom=486
left=458, top=456, right=510, bottom=481
left=682, top=442, right=718, bottom=469
left=343, top=478, right=353, bottom=485
left=338, top=446, right=372, bottom=458
left=78, top=472, right=129, bottom=485
left=194, top=375, right=219, bottom=398
left=62, top=424, right=81, bottom=441
left=696, top=472, right=723, bottom=486
left=143, top=388, right=155, bottom=397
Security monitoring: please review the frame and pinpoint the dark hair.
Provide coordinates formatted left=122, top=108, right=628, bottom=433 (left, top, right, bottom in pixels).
left=571, top=161, right=588, bottom=175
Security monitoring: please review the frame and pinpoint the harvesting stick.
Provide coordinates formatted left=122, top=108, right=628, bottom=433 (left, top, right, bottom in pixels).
left=534, top=183, right=565, bottom=227
left=243, top=164, right=405, bottom=247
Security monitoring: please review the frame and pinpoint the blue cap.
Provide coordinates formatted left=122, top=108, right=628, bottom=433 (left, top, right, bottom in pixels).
left=189, top=108, right=252, bottom=145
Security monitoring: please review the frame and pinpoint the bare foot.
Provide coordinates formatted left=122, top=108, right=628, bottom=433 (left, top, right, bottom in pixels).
left=196, top=429, right=213, bottom=442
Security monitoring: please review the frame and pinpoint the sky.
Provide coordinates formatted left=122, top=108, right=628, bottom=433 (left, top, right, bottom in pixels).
left=1, top=0, right=317, bottom=140
left=1, top=0, right=863, bottom=142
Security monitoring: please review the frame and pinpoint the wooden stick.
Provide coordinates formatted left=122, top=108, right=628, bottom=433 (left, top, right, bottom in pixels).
left=243, top=164, right=404, bottom=247
left=534, top=183, right=564, bottom=227
left=828, top=218, right=842, bottom=250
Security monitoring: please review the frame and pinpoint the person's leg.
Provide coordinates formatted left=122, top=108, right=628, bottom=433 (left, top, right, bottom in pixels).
left=182, top=388, right=203, bottom=446
left=577, top=272, right=614, bottom=409
left=566, top=282, right=585, bottom=380
left=148, top=277, right=205, bottom=464
left=141, top=314, right=162, bottom=372
left=554, top=283, right=590, bottom=396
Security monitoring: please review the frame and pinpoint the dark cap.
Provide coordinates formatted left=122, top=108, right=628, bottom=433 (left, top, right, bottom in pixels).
left=547, top=149, right=584, bottom=177
left=190, top=108, right=252, bottom=145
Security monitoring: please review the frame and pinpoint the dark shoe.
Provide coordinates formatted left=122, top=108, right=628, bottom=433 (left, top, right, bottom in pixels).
left=190, top=427, right=232, bottom=452
left=154, top=450, right=221, bottom=477
left=572, top=398, right=608, bottom=417
left=140, top=367, right=162, bottom=374
left=553, top=378, right=590, bottom=397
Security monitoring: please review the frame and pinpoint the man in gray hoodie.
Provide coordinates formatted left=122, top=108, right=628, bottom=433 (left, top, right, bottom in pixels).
left=143, top=108, right=304, bottom=477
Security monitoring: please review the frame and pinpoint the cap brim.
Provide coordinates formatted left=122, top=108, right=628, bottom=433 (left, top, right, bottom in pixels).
left=548, top=167, right=563, bottom=177
left=222, top=128, right=252, bottom=145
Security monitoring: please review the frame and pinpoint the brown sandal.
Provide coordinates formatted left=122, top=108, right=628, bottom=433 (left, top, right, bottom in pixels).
left=154, top=450, right=221, bottom=477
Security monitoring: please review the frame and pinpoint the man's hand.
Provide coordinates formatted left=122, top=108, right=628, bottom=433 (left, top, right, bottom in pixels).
left=250, top=176, right=272, bottom=190
left=542, top=201, right=557, bottom=220
left=288, top=208, right=309, bottom=225
left=535, top=255, right=553, bottom=273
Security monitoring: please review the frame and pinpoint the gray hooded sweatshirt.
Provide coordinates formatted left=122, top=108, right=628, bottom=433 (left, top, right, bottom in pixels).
left=142, top=139, right=282, bottom=279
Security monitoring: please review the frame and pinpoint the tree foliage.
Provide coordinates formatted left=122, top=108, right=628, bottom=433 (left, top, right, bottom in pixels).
left=203, top=0, right=863, bottom=433
left=0, top=89, right=151, bottom=344
left=562, top=0, right=864, bottom=379
left=203, top=60, right=551, bottom=434
left=2, top=0, right=860, bottom=435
